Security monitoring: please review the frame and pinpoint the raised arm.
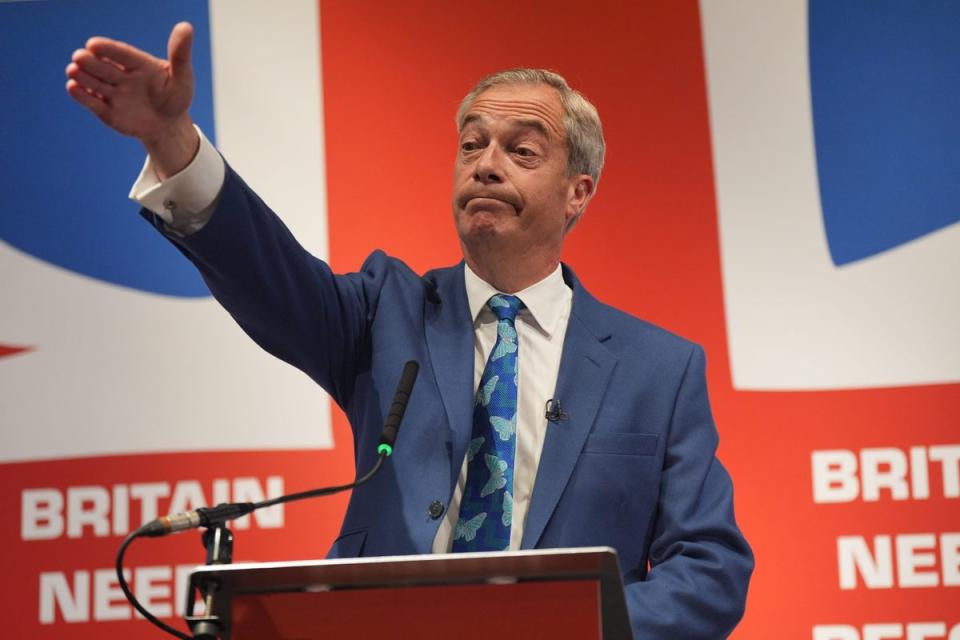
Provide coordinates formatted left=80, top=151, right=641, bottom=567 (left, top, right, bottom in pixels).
left=65, top=22, right=198, bottom=179
left=63, top=21, right=378, bottom=401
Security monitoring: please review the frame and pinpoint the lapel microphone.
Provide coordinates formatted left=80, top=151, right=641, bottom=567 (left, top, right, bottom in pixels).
left=544, top=398, right=568, bottom=423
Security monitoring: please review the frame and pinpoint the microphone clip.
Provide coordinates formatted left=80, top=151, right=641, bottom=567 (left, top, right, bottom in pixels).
left=544, top=398, right=568, bottom=423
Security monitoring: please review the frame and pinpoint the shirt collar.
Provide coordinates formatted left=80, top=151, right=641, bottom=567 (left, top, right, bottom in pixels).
left=463, top=262, right=571, bottom=338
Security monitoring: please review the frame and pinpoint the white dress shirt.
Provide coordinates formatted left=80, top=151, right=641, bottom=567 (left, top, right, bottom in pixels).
left=129, top=129, right=573, bottom=551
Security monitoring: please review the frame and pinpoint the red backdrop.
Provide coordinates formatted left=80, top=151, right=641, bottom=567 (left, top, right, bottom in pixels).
left=2, top=2, right=957, bottom=638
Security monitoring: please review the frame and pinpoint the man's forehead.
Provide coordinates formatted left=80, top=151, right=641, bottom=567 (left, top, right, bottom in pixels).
left=462, top=84, right=565, bottom=139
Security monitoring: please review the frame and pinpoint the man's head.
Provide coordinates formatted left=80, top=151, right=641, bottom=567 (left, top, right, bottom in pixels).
left=452, top=69, right=605, bottom=285
left=456, top=69, right=605, bottom=191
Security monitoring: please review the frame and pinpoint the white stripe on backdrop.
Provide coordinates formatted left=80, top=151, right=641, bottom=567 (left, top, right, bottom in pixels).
left=701, top=0, right=960, bottom=391
left=0, top=0, right=331, bottom=462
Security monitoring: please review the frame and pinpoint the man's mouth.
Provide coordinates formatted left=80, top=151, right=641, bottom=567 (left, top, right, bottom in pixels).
left=461, top=194, right=519, bottom=213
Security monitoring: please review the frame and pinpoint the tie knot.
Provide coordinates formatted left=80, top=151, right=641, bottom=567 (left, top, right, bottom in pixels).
left=487, top=294, right=523, bottom=322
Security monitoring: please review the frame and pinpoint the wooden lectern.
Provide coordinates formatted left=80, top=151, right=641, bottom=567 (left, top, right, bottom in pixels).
left=185, top=546, right=633, bottom=639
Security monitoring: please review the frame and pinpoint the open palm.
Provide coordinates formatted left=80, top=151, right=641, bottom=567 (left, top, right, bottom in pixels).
left=66, top=22, right=196, bottom=165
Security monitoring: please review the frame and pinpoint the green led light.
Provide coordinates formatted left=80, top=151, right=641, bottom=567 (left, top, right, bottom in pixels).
left=377, top=444, right=393, bottom=456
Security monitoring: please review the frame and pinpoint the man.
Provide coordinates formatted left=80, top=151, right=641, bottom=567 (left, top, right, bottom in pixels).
left=66, top=22, right=753, bottom=637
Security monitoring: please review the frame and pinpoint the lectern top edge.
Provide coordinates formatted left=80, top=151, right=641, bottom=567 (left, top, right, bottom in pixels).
left=186, top=546, right=633, bottom=640
left=189, top=546, right=622, bottom=595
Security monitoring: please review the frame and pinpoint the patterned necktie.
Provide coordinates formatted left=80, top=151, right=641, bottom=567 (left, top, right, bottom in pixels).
left=452, top=294, right=524, bottom=552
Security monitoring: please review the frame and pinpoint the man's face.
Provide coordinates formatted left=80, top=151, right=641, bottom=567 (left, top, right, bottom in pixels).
left=452, top=83, right=591, bottom=259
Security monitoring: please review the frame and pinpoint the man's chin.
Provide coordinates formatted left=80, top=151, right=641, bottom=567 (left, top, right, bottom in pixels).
left=456, top=216, right=510, bottom=248
left=461, top=210, right=506, bottom=231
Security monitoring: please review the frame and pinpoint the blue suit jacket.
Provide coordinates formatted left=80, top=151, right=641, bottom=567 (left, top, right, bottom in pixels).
left=151, top=167, right=753, bottom=638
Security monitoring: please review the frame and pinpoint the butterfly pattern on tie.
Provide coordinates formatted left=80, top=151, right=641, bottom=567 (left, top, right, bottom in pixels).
left=452, top=294, right=523, bottom=551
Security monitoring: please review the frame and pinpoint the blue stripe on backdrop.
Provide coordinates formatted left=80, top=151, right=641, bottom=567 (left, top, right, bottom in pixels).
left=0, top=0, right=214, bottom=297
left=810, top=0, right=960, bottom=266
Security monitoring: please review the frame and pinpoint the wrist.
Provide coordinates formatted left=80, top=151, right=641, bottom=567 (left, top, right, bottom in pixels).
left=142, top=116, right=199, bottom=181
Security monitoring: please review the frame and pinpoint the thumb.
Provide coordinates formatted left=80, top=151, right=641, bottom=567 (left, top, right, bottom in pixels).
left=168, top=21, right=194, bottom=76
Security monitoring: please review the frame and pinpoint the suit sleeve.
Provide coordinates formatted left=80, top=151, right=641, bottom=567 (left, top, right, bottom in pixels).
left=625, top=345, right=754, bottom=639
left=141, top=164, right=385, bottom=408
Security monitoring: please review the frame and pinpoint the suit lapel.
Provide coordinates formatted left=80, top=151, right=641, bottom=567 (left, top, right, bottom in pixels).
left=521, top=266, right=617, bottom=549
left=423, top=262, right=476, bottom=497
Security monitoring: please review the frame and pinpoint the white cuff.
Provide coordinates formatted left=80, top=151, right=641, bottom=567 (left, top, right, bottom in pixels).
left=129, top=125, right=226, bottom=234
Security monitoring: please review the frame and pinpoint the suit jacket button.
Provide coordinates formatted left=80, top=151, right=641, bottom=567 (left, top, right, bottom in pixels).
left=428, top=500, right=444, bottom=519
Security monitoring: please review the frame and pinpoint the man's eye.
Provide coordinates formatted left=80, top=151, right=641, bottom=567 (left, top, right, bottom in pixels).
left=514, top=147, right=536, bottom=157
left=461, top=141, right=480, bottom=152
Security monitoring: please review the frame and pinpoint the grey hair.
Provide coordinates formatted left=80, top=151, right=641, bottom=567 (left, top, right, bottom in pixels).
left=455, top=68, right=605, bottom=186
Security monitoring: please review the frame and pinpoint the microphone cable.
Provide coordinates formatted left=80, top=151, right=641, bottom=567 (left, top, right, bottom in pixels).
left=115, top=361, right=418, bottom=639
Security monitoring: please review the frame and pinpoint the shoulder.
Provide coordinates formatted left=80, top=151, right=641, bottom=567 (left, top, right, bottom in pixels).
left=564, top=264, right=701, bottom=368
left=357, top=250, right=458, bottom=281
left=352, top=250, right=461, bottom=308
left=601, top=299, right=699, bottom=362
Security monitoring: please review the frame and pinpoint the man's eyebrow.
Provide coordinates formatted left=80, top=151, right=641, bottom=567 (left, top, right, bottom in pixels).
left=460, top=113, right=485, bottom=131
left=512, top=118, right=550, bottom=139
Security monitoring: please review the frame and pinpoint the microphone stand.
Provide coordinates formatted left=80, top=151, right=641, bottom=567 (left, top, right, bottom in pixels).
left=183, top=523, right=234, bottom=639
left=115, top=360, right=419, bottom=640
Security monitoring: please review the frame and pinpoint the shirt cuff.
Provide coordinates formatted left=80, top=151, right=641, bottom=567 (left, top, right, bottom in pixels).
left=128, top=125, right=226, bottom=235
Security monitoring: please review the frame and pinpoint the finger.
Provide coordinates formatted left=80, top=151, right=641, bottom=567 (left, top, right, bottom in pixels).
left=86, top=35, right=156, bottom=71
left=72, top=49, right=124, bottom=84
left=168, top=22, right=194, bottom=75
left=66, top=79, right=109, bottom=117
left=66, top=63, right=115, bottom=98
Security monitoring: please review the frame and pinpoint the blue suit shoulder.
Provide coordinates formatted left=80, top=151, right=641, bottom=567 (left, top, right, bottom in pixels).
left=562, top=264, right=701, bottom=369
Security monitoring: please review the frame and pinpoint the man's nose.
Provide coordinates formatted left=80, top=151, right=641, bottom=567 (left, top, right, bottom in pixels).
left=473, top=146, right=504, bottom=184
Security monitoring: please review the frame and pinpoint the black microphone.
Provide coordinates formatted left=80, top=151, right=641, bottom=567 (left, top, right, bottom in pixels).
left=118, top=361, right=423, bottom=638
left=378, top=360, right=419, bottom=456
left=545, top=398, right=567, bottom=423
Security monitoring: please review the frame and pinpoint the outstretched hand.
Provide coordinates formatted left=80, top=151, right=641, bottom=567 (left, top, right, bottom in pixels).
left=66, top=22, right=199, bottom=179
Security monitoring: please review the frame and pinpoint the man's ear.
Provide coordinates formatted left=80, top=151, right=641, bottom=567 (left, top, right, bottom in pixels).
left=565, top=174, right=596, bottom=232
